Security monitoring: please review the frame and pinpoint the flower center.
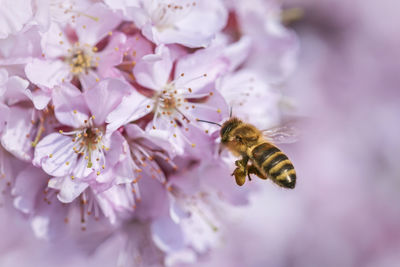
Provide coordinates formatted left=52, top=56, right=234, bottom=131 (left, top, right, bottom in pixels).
left=66, top=44, right=99, bottom=75
left=72, top=126, right=105, bottom=169
left=59, top=116, right=108, bottom=174
left=156, top=80, right=188, bottom=114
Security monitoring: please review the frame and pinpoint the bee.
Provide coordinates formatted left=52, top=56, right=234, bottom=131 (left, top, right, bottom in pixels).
left=219, top=117, right=297, bottom=188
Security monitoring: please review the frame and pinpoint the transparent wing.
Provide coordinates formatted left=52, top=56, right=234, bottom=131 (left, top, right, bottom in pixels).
left=262, top=124, right=299, bottom=144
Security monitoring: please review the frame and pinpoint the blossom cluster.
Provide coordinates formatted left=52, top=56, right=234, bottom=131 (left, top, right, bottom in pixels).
left=0, top=0, right=298, bottom=265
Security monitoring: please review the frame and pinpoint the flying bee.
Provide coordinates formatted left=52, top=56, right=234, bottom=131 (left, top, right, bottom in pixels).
left=199, top=117, right=297, bottom=188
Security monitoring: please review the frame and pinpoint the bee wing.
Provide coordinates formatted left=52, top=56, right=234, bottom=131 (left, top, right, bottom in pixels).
left=262, top=124, right=299, bottom=144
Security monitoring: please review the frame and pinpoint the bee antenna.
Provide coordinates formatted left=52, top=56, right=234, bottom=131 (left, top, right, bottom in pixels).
left=196, top=119, right=222, bottom=127
left=229, top=107, right=233, bottom=118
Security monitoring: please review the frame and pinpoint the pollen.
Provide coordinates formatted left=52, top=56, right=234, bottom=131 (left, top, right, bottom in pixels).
left=58, top=117, right=108, bottom=177
left=66, top=43, right=100, bottom=75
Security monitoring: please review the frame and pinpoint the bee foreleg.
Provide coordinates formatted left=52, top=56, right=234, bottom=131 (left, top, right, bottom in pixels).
left=248, top=165, right=267, bottom=180
left=232, top=156, right=249, bottom=186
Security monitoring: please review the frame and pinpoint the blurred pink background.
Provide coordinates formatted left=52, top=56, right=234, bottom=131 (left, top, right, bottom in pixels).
left=191, top=1, right=400, bottom=266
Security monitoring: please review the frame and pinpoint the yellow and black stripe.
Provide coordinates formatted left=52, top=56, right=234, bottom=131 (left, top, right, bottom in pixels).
left=251, top=142, right=296, bottom=189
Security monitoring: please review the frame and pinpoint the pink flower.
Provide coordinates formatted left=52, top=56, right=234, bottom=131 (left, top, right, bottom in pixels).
left=33, top=79, right=131, bottom=202
left=112, top=0, right=228, bottom=48
left=25, top=3, right=123, bottom=90
left=108, top=45, right=229, bottom=154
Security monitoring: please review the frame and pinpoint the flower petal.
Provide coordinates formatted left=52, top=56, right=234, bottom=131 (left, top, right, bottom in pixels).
left=48, top=176, right=89, bottom=203
left=0, top=0, right=33, bottom=38
left=134, top=45, right=172, bottom=90
left=106, top=90, right=153, bottom=133
left=1, top=106, right=35, bottom=161
left=84, top=78, right=131, bottom=125
left=0, top=103, right=9, bottom=133
left=41, top=22, right=71, bottom=59
left=25, top=59, right=70, bottom=88
left=174, top=47, right=229, bottom=92
left=76, top=3, right=122, bottom=46
left=12, top=165, right=48, bottom=214
left=33, top=133, right=77, bottom=177
left=52, top=83, right=90, bottom=128
left=24, top=88, right=51, bottom=110
left=151, top=216, right=185, bottom=252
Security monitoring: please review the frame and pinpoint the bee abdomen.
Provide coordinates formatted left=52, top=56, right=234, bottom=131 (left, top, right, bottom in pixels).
left=252, top=143, right=280, bottom=167
left=266, top=157, right=296, bottom=189
left=251, top=142, right=296, bottom=189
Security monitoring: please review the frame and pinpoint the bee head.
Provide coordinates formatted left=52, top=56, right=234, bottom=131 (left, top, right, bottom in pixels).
left=220, top=118, right=242, bottom=144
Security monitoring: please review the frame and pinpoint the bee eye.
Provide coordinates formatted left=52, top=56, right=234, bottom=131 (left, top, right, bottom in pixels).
left=235, top=136, right=242, bottom=142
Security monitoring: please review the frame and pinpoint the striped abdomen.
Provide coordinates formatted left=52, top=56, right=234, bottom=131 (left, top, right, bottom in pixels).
left=251, top=142, right=296, bottom=189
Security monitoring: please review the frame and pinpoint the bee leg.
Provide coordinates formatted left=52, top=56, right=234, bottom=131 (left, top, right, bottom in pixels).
left=248, top=165, right=267, bottom=180
left=232, top=156, right=249, bottom=186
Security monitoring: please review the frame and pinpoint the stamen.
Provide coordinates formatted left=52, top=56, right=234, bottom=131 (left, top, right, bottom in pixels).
left=31, top=120, right=45, bottom=147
